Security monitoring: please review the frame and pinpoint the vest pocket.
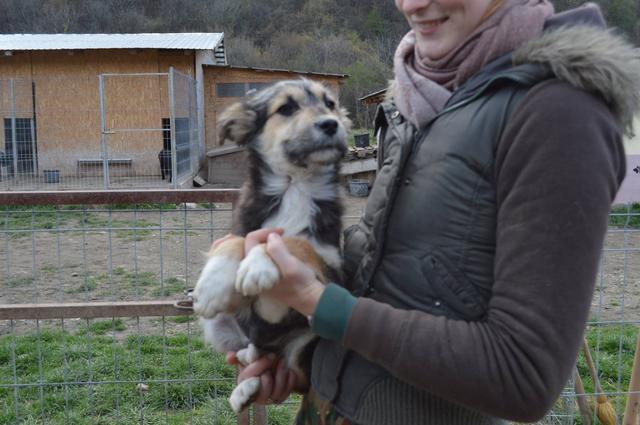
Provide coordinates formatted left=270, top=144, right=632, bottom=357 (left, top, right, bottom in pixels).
left=312, top=339, right=390, bottom=419
left=422, top=252, right=488, bottom=320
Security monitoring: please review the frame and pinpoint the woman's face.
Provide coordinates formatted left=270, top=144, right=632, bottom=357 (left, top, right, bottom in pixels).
left=395, top=0, right=495, bottom=60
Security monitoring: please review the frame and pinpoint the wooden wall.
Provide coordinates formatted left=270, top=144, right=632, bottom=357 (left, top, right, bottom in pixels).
left=0, top=49, right=194, bottom=176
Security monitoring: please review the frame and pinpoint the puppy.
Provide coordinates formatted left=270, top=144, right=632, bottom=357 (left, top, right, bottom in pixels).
left=192, top=79, right=350, bottom=412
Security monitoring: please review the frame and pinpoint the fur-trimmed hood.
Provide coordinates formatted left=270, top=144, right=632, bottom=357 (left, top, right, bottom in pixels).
left=513, top=5, right=640, bottom=136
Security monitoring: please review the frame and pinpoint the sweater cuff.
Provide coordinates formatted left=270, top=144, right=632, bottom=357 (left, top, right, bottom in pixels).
left=310, top=283, right=357, bottom=342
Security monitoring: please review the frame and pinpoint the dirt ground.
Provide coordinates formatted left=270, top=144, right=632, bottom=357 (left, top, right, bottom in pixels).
left=1, top=193, right=638, bottom=338
left=0, top=194, right=367, bottom=338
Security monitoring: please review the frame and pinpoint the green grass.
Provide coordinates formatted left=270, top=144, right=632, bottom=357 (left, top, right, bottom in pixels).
left=610, top=203, right=640, bottom=228
left=77, top=215, right=158, bottom=242
left=65, top=269, right=179, bottom=295
left=0, top=327, right=259, bottom=424
left=166, top=230, right=198, bottom=237
left=87, top=319, right=127, bottom=335
left=578, top=325, right=638, bottom=394
left=41, top=264, right=58, bottom=275
left=3, top=324, right=630, bottom=425
left=168, top=316, right=196, bottom=324
left=0, top=206, right=84, bottom=239
left=107, top=203, right=179, bottom=211
left=0, top=327, right=298, bottom=424
left=0, top=205, right=159, bottom=241
left=152, top=277, right=187, bottom=297
left=65, top=276, right=98, bottom=293
left=558, top=324, right=638, bottom=424
left=6, top=276, right=36, bottom=287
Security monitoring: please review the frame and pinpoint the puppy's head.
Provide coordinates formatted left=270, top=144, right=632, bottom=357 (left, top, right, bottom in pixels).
left=218, top=79, right=351, bottom=174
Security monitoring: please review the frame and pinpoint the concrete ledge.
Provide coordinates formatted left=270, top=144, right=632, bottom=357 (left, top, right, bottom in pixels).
left=340, top=158, right=377, bottom=175
left=207, top=144, right=245, bottom=157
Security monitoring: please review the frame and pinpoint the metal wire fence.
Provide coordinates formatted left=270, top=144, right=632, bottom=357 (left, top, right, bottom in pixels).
left=1, top=189, right=638, bottom=424
left=0, top=68, right=199, bottom=191
left=0, top=189, right=262, bottom=424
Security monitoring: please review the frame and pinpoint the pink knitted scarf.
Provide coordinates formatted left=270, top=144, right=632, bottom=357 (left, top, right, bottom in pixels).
left=393, top=0, right=554, bottom=128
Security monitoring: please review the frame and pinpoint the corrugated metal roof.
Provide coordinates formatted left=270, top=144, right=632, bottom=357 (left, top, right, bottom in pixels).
left=0, top=33, right=224, bottom=51
left=358, top=88, right=387, bottom=104
left=206, top=64, right=347, bottom=78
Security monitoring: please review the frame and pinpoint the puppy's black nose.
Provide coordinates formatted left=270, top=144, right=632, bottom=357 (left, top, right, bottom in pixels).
left=316, top=119, right=338, bottom=136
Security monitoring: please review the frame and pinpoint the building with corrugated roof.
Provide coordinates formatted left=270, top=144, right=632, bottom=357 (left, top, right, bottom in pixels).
left=0, top=33, right=346, bottom=188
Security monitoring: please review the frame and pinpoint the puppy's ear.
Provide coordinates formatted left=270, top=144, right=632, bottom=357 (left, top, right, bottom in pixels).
left=217, top=102, right=258, bottom=145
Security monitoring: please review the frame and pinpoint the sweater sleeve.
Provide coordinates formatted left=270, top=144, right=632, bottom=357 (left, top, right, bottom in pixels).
left=335, top=80, right=626, bottom=422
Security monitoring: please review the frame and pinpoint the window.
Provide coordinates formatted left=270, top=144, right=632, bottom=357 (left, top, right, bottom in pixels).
left=4, top=118, right=36, bottom=174
left=249, top=82, right=272, bottom=92
left=216, top=82, right=274, bottom=97
left=216, top=83, right=247, bottom=98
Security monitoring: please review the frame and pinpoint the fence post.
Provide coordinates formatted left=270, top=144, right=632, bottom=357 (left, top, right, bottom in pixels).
left=253, top=405, right=267, bottom=425
left=9, top=78, right=18, bottom=180
left=168, top=67, right=178, bottom=189
left=191, top=78, right=199, bottom=177
left=98, top=74, right=110, bottom=190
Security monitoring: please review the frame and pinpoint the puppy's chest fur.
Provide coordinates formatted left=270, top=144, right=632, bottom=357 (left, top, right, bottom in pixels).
left=263, top=175, right=323, bottom=235
left=234, top=170, right=343, bottom=351
left=236, top=170, right=343, bottom=274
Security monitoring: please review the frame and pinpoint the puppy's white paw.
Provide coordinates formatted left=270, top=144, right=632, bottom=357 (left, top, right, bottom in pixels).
left=236, top=343, right=260, bottom=366
left=235, top=245, right=279, bottom=296
left=192, top=256, right=240, bottom=318
left=229, top=377, right=260, bottom=413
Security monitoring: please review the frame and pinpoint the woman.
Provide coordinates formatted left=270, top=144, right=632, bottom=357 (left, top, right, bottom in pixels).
left=229, top=0, right=639, bottom=423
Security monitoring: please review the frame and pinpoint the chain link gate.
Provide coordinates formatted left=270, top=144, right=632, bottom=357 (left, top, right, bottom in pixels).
left=0, top=79, right=37, bottom=187
left=99, top=68, right=199, bottom=190
left=0, top=68, right=199, bottom=191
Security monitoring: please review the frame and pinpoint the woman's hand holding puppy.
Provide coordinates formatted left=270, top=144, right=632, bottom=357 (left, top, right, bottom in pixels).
left=226, top=351, right=298, bottom=405
left=265, top=234, right=325, bottom=316
left=217, top=227, right=326, bottom=405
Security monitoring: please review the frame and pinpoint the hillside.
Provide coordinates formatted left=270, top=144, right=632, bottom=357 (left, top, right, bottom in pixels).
left=1, top=0, right=637, bottom=126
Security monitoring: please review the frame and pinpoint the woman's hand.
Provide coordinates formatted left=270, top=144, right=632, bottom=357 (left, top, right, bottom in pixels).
left=244, top=229, right=326, bottom=316
left=227, top=351, right=299, bottom=404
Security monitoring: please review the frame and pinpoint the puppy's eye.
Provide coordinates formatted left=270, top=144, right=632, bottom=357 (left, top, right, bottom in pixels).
left=324, top=96, right=336, bottom=110
left=277, top=100, right=299, bottom=117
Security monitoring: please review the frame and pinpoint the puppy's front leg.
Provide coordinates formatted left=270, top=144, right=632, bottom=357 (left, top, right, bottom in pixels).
left=235, top=244, right=280, bottom=296
left=236, top=236, right=328, bottom=298
left=193, top=236, right=245, bottom=318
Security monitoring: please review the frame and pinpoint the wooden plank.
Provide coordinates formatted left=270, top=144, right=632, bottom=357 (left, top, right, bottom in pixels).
left=237, top=409, right=250, bottom=425
left=253, top=405, right=268, bottom=425
left=0, top=300, right=193, bottom=320
left=0, top=188, right=240, bottom=206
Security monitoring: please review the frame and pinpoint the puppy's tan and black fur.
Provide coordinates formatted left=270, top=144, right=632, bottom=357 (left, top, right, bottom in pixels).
left=193, top=80, right=350, bottom=412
